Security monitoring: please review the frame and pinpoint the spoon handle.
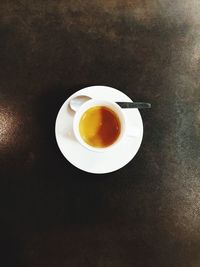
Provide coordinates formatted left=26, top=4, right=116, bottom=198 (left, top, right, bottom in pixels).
left=116, top=102, right=151, bottom=109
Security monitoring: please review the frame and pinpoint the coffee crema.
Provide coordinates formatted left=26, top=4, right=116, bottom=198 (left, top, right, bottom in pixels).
left=79, top=106, right=121, bottom=148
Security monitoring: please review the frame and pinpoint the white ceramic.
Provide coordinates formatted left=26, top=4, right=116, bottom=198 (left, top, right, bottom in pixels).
left=55, top=85, right=143, bottom=174
left=73, top=99, right=127, bottom=152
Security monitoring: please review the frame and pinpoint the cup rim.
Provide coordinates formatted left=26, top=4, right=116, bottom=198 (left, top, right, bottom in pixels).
left=73, top=99, right=126, bottom=152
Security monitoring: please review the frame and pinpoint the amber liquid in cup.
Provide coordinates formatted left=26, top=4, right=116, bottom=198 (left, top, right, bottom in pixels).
left=79, top=106, right=121, bottom=148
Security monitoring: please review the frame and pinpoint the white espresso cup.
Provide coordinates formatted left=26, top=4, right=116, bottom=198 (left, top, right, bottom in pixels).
left=73, top=99, right=140, bottom=152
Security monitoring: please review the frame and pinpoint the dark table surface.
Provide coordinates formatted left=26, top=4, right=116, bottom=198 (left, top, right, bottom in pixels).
left=1, top=1, right=200, bottom=266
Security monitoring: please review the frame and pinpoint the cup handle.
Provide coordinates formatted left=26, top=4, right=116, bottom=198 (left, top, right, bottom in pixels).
left=126, top=126, right=141, bottom=137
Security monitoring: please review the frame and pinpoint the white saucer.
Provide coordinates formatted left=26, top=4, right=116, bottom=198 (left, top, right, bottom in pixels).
left=55, top=86, right=143, bottom=174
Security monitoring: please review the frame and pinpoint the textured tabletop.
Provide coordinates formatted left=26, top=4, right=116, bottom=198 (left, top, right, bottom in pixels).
left=0, top=1, right=200, bottom=266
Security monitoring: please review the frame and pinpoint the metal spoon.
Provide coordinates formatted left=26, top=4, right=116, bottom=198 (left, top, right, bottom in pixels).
left=69, top=95, right=151, bottom=112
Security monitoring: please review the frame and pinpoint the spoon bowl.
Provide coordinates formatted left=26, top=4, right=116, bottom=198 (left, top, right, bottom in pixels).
left=69, top=95, right=92, bottom=111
